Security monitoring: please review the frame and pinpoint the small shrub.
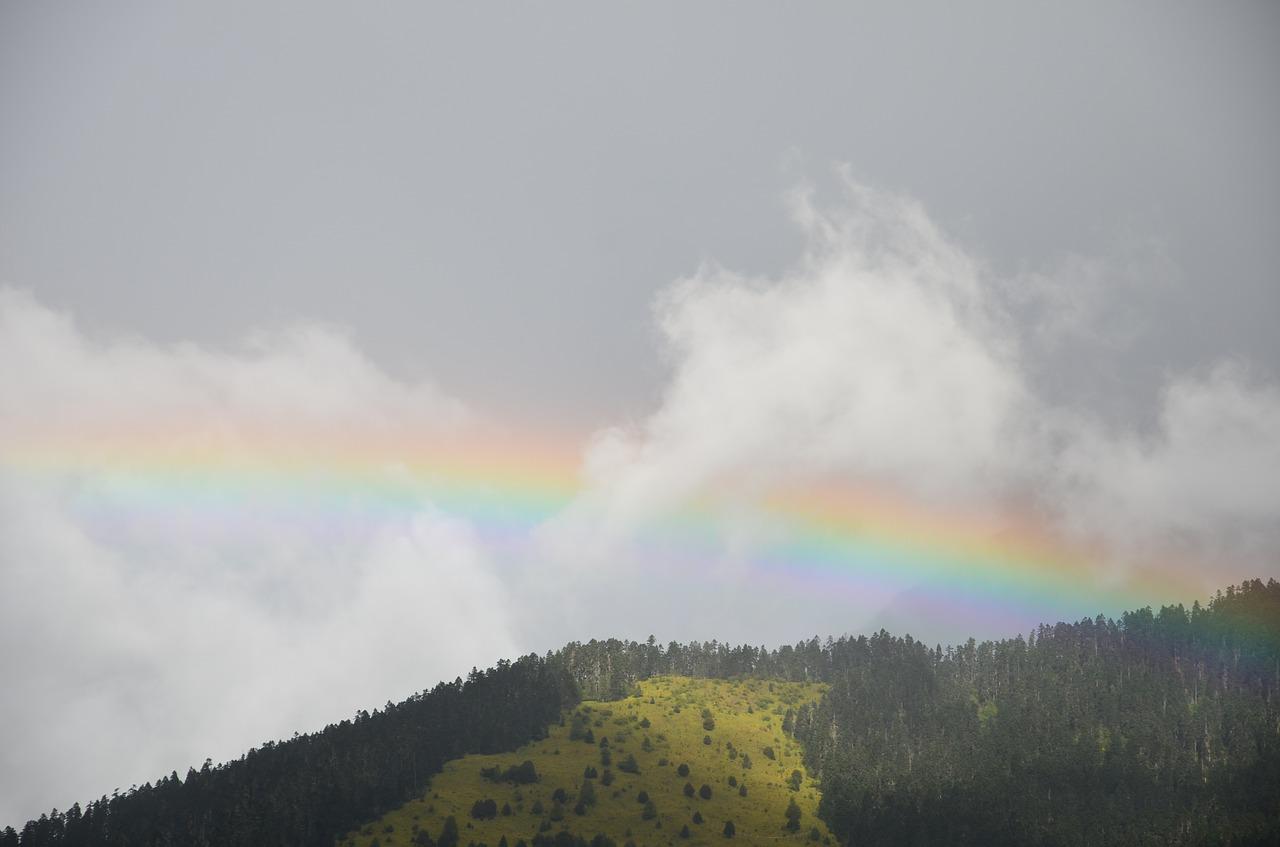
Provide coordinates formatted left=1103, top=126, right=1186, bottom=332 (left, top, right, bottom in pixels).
left=469, top=799, right=498, bottom=820
left=488, top=760, right=538, bottom=784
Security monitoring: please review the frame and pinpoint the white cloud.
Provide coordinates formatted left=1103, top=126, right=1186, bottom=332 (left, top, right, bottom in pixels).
left=1052, top=363, right=1280, bottom=561
left=567, top=181, right=1031, bottom=537
left=556, top=173, right=1280, bottom=593
left=0, top=291, right=516, bottom=826
left=0, top=288, right=469, bottom=442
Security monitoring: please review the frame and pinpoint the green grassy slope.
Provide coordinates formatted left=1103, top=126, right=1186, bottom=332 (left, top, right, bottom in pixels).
left=339, top=676, right=834, bottom=847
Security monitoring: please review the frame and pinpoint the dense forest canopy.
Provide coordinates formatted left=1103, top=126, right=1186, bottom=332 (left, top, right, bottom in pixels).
left=2, top=658, right=577, bottom=847
left=4, top=579, right=1278, bottom=846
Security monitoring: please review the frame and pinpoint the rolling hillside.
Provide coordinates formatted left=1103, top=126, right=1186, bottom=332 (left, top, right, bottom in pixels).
left=339, top=677, right=832, bottom=847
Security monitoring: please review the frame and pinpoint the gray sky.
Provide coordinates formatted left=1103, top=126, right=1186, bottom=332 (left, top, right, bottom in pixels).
left=2, top=0, right=1279, bottom=829
left=4, top=2, right=1277, bottom=431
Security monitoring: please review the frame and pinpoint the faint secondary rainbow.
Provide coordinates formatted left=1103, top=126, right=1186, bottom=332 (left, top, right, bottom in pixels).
left=1, top=426, right=1203, bottom=630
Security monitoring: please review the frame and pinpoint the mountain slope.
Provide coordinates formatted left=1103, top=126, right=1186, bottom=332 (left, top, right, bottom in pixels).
left=1, top=657, right=577, bottom=847
left=340, top=677, right=832, bottom=847
left=5, top=579, right=1278, bottom=847
left=795, top=581, right=1280, bottom=846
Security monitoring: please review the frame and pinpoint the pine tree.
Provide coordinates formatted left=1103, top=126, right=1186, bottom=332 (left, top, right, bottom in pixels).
left=785, top=798, right=802, bottom=832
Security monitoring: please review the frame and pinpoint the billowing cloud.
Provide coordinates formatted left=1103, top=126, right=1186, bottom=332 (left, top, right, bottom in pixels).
left=563, top=182, right=1028, bottom=560
left=0, top=291, right=517, bottom=826
left=559, top=174, right=1280, bottom=587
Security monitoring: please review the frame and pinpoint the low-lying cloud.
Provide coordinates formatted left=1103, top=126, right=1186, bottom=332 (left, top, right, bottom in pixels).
left=0, top=291, right=517, bottom=825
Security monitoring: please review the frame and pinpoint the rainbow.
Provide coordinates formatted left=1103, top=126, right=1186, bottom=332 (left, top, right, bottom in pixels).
left=0, top=424, right=1206, bottom=631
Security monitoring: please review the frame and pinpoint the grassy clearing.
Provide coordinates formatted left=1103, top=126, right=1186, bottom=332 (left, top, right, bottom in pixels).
left=339, top=676, right=832, bottom=847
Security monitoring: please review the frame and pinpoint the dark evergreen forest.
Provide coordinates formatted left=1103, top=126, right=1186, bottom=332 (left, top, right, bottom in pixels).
left=795, top=581, right=1280, bottom=847
left=5, top=579, right=1278, bottom=846
left=2, top=657, right=576, bottom=847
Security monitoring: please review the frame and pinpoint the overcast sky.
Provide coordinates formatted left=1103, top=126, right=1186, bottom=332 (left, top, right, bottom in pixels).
left=2, top=0, right=1279, bottom=828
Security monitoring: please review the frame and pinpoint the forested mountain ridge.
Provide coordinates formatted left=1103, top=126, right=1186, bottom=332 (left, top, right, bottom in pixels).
left=793, top=582, right=1280, bottom=846
left=4, top=579, right=1278, bottom=846
left=552, top=580, right=1280, bottom=845
left=2, top=657, right=578, bottom=847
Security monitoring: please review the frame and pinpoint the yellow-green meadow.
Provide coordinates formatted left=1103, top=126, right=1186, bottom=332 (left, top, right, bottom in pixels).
left=339, top=677, right=832, bottom=847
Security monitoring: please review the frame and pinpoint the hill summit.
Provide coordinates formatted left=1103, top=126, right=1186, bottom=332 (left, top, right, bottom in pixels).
left=342, top=676, right=831, bottom=847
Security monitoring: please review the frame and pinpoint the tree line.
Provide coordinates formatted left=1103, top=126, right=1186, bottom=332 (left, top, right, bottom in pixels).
left=5, top=579, right=1277, bottom=845
left=549, top=580, right=1280, bottom=845
left=3, top=657, right=576, bottom=847
left=792, top=579, right=1280, bottom=846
